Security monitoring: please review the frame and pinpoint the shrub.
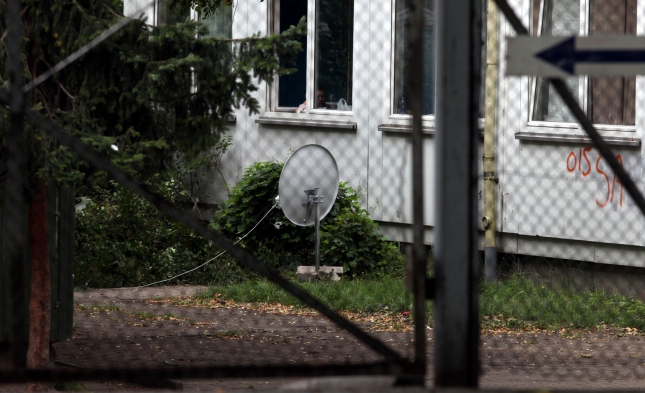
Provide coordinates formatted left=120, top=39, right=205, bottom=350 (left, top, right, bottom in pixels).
left=75, top=176, right=250, bottom=288
left=212, top=161, right=403, bottom=276
left=75, top=137, right=250, bottom=288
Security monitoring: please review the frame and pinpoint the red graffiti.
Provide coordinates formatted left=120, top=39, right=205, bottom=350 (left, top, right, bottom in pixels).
left=582, top=147, right=592, bottom=176
left=566, top=150, right=624, bottom=209
left=566, top=151, right=576, bottom=172
left=596, top=155, right=610, bottom=208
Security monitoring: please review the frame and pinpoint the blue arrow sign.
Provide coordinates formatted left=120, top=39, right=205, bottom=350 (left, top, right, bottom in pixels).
left=536, top=37, right=645, bottom=74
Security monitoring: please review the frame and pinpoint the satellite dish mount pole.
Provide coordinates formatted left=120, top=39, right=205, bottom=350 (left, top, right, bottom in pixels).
left=304, top=188, right=324, bottom=273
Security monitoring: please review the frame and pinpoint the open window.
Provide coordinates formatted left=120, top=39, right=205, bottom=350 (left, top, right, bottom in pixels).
left=271, top=0, right=354, bottom=113
left=274, top=0, right=308, bottom=110
left=531, top=0, right=636, bottom=127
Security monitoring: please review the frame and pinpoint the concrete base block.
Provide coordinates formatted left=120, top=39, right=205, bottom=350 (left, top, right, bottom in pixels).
left=296, top=266, right=343, bottom=282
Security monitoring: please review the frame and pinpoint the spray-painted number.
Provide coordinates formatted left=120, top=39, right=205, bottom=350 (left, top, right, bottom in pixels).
left=566, top=148, right=623, bottom=208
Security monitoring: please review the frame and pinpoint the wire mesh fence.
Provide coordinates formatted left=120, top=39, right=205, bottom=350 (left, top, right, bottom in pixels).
left=5, top=0, right=645, bottom=390
left=479, top=0, right=645, bottom=389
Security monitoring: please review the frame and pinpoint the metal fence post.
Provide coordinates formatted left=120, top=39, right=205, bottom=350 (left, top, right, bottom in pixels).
left=407, top=0, right=428, bottom=382
left=6, top=0, right=28, bottom=368
left=434, top=0, right=481, bottom=387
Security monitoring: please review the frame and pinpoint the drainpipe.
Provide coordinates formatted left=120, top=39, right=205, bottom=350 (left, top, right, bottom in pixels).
left=483, top=0, right=498, bottom=282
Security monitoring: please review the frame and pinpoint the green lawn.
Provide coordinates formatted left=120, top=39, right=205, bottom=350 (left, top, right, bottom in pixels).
left=198, top=274, right=645, bottom=331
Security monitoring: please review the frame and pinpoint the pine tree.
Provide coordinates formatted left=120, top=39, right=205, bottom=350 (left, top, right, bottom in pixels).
left=0, top=0, right=305, bottom=378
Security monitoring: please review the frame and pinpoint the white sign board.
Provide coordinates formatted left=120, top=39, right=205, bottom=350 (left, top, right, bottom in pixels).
left=507, top=36, right=645, bottom=76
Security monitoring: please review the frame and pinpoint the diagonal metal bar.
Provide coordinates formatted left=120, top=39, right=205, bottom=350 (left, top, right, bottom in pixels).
left=493, top=0, right=645, bottom=221
left=23, top=0, right=156, bottom=92
left=0, top=361, right=408, bottom=383
left=0, top=90, right=404, bottom=364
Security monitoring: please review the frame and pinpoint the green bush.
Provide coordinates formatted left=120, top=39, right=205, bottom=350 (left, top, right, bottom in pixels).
left=75, top=137, right=250, bottom=288
left=212, top=161, right=403, bottom=276
left=75, top=176, right=250, bottom=288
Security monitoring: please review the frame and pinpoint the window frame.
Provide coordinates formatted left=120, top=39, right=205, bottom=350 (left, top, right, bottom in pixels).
left=388, top=0, right=437, bottom=127
left=385, top=0, right=485, bottom=130
left=267, top=0, right=355, bottom=116
left=526, top=0, right=640, bottom=135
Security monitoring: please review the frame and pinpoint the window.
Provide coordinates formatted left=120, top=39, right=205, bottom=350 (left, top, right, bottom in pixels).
left=201, top=6, right=233, bottom=39
left=272, top=0, right=354, bottom=112
left=275, top=0, right=308, bottom=108
left=393, top=0, right=435, bottom=115
left=314, top=0, right=354, bottom=110
left=391, top=0, right=485, bottom=118
left=532, top=0, right=636, bottom=126
left=156, top=0, right=190, bottom=25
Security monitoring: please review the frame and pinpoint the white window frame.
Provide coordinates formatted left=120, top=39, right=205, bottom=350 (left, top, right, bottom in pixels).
left=525, top=0, right=642, bottom=137
left=387, top=0, right=436, bottom=129
left=385, top=0, right=486, bottom=131
left=267, top=0, right=356, bottom=118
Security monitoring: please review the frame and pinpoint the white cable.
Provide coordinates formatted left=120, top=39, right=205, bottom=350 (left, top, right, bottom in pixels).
left=115, top=204, right=278, bottom=290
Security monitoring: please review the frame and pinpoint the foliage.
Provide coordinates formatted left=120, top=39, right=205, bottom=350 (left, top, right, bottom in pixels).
left=194, top=273, right=645, bottom=332
left=211, top=161, right=403, bottom=276
left=480, top=275, right=645, bottom=330
left=75, top=139, right=250, bottom=288
left=0, top=0, right=306, bottom=190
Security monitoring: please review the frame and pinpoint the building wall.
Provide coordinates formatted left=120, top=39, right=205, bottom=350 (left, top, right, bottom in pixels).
left=497, top=0, right=645, bottom=267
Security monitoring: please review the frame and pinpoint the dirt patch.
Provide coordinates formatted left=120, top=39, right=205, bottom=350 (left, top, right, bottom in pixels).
left=5, top=286, right=645, bottom=391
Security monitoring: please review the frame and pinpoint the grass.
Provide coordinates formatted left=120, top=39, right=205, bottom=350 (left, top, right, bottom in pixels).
left=198, top=274, right=645, bottom=331
left=198, top=274, right=413, bottom=314
left=480, top=275, right=645, bottom=330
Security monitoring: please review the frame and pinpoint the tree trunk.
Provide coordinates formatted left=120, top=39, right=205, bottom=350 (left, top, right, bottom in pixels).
left=26, top=179, right=50, bottom=391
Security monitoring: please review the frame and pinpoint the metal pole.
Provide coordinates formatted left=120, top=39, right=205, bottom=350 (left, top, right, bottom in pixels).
left=434, top=0, right=481, bottom=387
left=314, top=188, right=320, bottom=273
left=408, top=0, right=427, bottom=382
left=483, top=0, right=499, bottom=282
left=6, top=0, right=28, bottom=368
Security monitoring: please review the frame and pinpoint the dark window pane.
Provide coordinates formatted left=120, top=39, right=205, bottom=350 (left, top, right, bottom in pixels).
left=157, top=0, right=190, bottom=25
left=588, top=0, right=636, bottom=126
left=315, top=0, right=354, bottom=110
left=278, top=0, right=308, bottom=108
left=393, top=0, right=434, bottom=115
left=202, top=6, right=232, bottom=39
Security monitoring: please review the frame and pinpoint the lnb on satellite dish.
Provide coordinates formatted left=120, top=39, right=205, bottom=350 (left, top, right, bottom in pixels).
left=278, top=144, right=340, bottom=278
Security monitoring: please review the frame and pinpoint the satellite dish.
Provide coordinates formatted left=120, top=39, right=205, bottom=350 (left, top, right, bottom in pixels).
left=278, top=144, right=339, bottom=272
left=279, top=144, right=339, bottom=227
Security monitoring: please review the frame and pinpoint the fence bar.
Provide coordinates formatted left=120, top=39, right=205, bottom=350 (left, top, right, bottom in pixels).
left=6, top=0, right=28, bottom=368
left=0, top=89, right=404, bottom=364
left=407, top=0, right=427, bottom=380
left=0, top=361, right=408, bottom=383
left=433, top=0, right=481, bottom=387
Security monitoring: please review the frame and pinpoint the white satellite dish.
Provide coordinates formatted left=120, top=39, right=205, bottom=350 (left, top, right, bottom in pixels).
left=278, top=144, right=339, bottom=272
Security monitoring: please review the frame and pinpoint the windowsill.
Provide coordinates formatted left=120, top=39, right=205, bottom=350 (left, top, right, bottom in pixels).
left=378, top=124, right=436, bottom=135
left=256, top=112, right=357, bottom=130
left=515, top=132, right=641, bottom=147
left=378, top=122, right=485, bottom=137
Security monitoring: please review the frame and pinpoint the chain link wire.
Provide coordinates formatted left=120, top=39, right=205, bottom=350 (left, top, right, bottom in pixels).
left=6, top=0, right=645, bottom=390
left=481, top=0, right=645, bottom=389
